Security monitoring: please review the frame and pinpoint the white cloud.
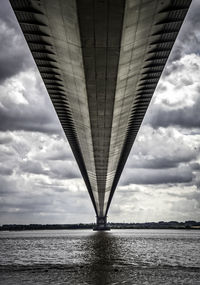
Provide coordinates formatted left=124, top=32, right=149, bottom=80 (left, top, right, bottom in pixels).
left=109, top=184, right=200, bottom=222
left=155, top=54, right=200, bottom=107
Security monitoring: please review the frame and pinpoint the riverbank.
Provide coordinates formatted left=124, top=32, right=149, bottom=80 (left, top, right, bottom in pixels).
left=1, top=221, right=200, bottom=231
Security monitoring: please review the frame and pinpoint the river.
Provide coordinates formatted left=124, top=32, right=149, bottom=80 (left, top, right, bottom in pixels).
left=0, top=229, right=200, bottom=284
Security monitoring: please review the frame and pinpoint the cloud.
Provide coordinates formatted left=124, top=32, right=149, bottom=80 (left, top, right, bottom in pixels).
left=0, top=128, right=90, bottom=223
left=0, top=166, right=13, bottom=176
left=0, top=1, right=62, bottom=135
left=120, top=126, right=200, bottom=203
left=149, top=95, right=200, bottom=130
left=0, top=132, right=13, bottom=144
left=169, top=188, right=200, bottom=205
left=0, top=70, right=61, bottom=134
left=20, top=159, right=81, bottom=180
left=145, top=54, right=200, bottom=130
left=48, top=161, right=81, bottom=180
left=109, top=184, right=200, bottom=222
left=126, top=126, right=198, bottom=170
left=0, top=1, right=20, bottom=31
left=0, top=0, right=199, bottom=224
left=120, top=165, right=193, bottom=186
left=190, top=162, right=200, bottom=171
left=20, top=160, right=47, bottom=175
left=166, top=0, right=200, bottom=63
left=0, top=16, right=32, bottom=83
left=36, top=138, right=74, bottom=161
left=0, top=173, right=94, bottom=223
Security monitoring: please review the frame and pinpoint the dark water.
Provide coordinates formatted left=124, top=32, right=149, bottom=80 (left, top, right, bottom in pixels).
left=0, top=229, right=200, bottom=284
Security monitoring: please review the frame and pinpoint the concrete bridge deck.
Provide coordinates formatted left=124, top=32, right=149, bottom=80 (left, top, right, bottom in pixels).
left=10, top=0, right=191, bottom=230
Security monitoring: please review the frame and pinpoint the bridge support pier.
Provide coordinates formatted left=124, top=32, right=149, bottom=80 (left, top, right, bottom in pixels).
left=93, top=216, right=110, bottom=231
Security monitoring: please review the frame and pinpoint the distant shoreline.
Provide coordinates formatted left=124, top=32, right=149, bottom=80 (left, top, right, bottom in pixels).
left=1, top=221, right=200, bottom=231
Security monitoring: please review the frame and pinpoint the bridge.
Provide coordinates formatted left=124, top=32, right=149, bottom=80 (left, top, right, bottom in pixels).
left=10, top=0, right=191, bottom=230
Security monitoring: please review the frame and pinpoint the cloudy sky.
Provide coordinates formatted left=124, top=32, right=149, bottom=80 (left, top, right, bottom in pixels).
left=0, top=0, right=200, bottom=224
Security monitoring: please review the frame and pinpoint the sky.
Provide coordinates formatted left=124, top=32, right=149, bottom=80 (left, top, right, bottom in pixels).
left=0, top=0, right=200, bottom=224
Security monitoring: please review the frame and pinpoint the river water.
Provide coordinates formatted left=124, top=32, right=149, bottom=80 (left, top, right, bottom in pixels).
left=0, top=229, right=200, bottom=284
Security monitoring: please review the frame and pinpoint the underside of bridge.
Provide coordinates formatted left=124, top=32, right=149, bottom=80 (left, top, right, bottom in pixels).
left=10, top=0, right=191, bottom=230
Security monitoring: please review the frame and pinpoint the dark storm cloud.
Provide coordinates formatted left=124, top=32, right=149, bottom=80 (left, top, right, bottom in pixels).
left=19, top=159, right=81, bottom=180
left=47, top=160, right=81, bottom=180
left=45, top=147, right=74, bottom=161
left=127, top=125, right=198, bottom=171
left=0, top=193, right=92, bottom=216
left=0, top=1, right=62, bottom=135
left=0, top=149, right=14, bottom=163
left=0, top=1, right=33, bottom=83
left=190, top=162, right=200, bottom=171
left=0, top=70, right=62, bottom=134
left=148, top=95, right=200, bottom=129
left=128, top=156, right=195, bottom=170
left=53, top=167, right=82, bottom=180
left=0, top=176, right=18, bottom=195
left=0, top=195, right=55, bottom=214
left=144, top=44, right=200, bottom=131
left=122, top=120, right=199, bottom=187
left=48, top=159, right=81, bottom=179
left=46, top=151, right=74, bottom=161
left=49, top=167, right=81, bottom=180
left=120, top=166, right=193, bottom=186
left=20, top=160, right=47, bottom=175
left=0, top=1, right=19, bottom=30
left=0, top=104, right=59, bottom=133
left=0, top=166, right=13, bottom=176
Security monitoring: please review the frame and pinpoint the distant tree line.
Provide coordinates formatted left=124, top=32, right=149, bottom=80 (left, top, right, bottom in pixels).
left=108, top=220, right=200, bottom=229
left=0, top=223, right=94, bottom=231
left=0, top=221, right=200, bottom=231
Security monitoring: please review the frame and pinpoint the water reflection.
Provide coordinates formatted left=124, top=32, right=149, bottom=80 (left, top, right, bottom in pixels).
left=85, top=231, right=121, bottom=284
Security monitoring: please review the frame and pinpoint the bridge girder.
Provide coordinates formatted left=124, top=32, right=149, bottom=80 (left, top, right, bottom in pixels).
left=10, top=0, right=191, bottom=221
